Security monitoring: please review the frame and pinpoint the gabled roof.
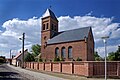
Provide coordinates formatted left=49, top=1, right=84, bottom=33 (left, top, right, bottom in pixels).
left=13, top=49, right=28, bottom=59
left=42, top=8, right=57, bottom=20
left=47, top=27, right=91, bottom=44
left=13, top=52, right=22, bottom=59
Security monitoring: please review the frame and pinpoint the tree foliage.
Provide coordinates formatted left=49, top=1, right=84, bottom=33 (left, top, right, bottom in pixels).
left=24, top=52, right=34, bottom=62
left=107, top=46, right=120, bottom=61
left=31, top=44, right=41, bottom=57
left=0, top=56, right=6, bottom=63
left=94, top=51, right=103, bottom=61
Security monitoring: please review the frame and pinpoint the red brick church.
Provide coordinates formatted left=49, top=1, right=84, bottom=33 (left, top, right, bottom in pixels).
left=41, top=9, right=94, bottom=61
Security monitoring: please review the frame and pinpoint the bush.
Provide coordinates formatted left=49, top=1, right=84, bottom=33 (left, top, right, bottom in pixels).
left=0, top=58, right=5, bottom=63
left=44, top=59, right=46, bottom=62
left=76, top=57, right=82, bottom=61
left=54, top=57, right=60, bottom=62
left=72, top=59, right=75, bottom=61
left=39, top=58, right=43, bottom=62
left=60, top=57, right=64, bottom=61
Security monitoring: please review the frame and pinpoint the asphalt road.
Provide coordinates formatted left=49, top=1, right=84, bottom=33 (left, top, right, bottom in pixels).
left=0, top=63, right=31, bottom=80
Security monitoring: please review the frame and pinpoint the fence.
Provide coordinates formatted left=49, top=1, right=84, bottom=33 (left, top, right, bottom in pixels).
left=24, top=61, right=120, bottom=77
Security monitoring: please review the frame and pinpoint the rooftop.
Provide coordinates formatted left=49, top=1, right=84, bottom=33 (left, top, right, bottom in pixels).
left=47, top=27, right=91, bottom=44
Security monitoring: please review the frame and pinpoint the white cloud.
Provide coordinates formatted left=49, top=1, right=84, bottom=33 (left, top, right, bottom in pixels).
left=0, top=17, right=41, bottom=58
left=0, top=15, right=120, bottom=58
left=96, top=45, right=118, bottom=57
left=58, top=16, right=120, bottom=57
left=86, top=11, right=93, bottom=16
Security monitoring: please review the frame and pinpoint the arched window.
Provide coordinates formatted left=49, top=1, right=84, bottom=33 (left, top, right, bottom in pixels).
left=43, top=24, right=45, bottom=30
left=61, top=47, right=65, bottom=58
left=44, top=36, right=46, bottom=40
left=46, top=23, right=49, bottom=29
left=68, top=46, right=72, bottom=58
left=55, top=47, right=59, bottom=57
left=51, top=24, right=54, bottom=30
left=54, top=25, right=57, bottom=31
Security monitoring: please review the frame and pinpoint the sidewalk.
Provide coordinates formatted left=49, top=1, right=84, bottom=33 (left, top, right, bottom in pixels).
left=8, top=64, right=120, bottom=80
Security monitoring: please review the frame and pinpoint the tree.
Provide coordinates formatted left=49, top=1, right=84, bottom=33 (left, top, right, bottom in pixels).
left=31, top=44, right=41, bottom=57
left=24, top=52, right=34, bottom=62
left=107, top=52, right=115, bottom=61
left=94, top=51, right=103, bottom=61
left=0, top=56, right=6, bottom=63
left=107, top=46, right=120, bottom=61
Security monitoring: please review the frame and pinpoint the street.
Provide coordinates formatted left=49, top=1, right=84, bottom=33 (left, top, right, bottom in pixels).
left=0, top=64, right=34, bottom=80
left=0, top=64, right=67, bottom=80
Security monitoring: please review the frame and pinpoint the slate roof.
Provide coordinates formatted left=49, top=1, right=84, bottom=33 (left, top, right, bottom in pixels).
left=42, top=9, right=57, bottom=20
left=47, top=27, right=91, bottom=44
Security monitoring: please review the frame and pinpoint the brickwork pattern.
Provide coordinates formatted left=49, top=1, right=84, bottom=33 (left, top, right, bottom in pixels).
left=25, top=61, right=120, bottom=77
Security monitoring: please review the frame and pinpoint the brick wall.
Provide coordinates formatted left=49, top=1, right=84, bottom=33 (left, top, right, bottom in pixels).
left=45, top=62, right=52, bottom=71
left=93, top=62, right=118, bottom=76
left=45, top=41, right=89, bottom=61
left=52, top=62, right=61, bottom=72
left=61, top=62, right=73, bottom=74
left=25, top=61, right=120, bottom=77
left=38, top=62, right=44, bottom=70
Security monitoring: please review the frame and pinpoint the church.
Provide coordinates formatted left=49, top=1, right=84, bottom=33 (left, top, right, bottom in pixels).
left=41, top=9, right=94, bottom=61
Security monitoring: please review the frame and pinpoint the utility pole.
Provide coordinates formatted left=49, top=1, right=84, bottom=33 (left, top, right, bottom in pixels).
left=22, top=33, right=25, bottom=68
left=19, top=33, right=25, bottom=68
left=10, top=49, right=11, bottom=59
left=10, top=49, right=12, bottom=65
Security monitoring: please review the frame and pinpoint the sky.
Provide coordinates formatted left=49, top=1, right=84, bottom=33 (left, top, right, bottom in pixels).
left=0, top=0, right=120, bottom=58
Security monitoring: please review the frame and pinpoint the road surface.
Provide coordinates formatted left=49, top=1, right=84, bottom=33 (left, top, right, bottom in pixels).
left=0, top=64, right=67, bottom=80
left=0, top=64, right=31, bottom=80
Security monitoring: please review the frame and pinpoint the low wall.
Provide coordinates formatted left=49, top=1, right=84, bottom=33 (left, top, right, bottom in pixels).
left=25, top=61, right=120, bottom=77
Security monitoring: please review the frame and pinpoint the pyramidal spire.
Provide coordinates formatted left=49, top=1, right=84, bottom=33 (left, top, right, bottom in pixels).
left=42, top=8, right=57, bottom=20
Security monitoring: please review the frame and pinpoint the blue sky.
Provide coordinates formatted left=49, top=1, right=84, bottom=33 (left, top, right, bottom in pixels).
left=0, top=0, right=120, bottom=58
left=0, top=0, right=120, bottom=26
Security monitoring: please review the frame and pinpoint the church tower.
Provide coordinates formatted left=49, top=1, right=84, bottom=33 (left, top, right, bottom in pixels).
left=41, top=9, right=58, bottom=59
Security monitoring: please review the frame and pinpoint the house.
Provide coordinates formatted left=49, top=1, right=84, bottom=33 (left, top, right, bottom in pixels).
left=41, top=9, right=94, bottom=61
left=12, top=49, right=28, bottom=66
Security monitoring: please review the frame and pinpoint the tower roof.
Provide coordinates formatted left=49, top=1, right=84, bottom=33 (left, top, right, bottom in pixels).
left=42, top=8, right=57, bottom=20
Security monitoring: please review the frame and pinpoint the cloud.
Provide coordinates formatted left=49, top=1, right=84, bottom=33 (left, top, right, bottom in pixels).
left=0, top=17, right=41, bottom=58
left=96, top=45, right=118, bottom=57
left=0, top=15, right=120, bottom=58
left=86, top=11, right=93, bottom=16
left=58, top=16, right=120, bottom=57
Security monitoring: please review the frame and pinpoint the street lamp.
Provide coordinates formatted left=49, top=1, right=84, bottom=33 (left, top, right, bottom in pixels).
left=19, top=33, right=25, bottom=68
left=101, top=36, right=109, bottom=80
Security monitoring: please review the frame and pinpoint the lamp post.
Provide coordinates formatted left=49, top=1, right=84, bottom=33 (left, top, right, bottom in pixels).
left=19, top=33, right=25, bottom=68
left=101, top=36, right=109, bottom=80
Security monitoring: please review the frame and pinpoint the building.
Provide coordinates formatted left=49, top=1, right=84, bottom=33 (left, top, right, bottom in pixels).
left=41, top=9, right=94, bottom=61
left=12, top=49, right=28, bottom=66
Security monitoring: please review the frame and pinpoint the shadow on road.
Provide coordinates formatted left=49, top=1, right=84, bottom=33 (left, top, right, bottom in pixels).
left=0, top=72, right=18, bottom=76
left=0, top=64, right=29, bottom=80
left=0, top=71, right=20, bottom=80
